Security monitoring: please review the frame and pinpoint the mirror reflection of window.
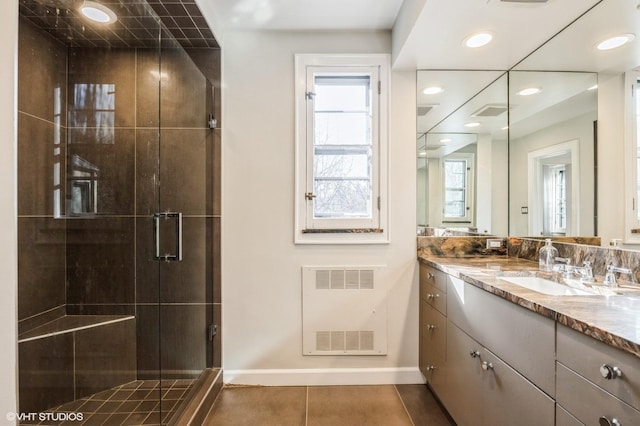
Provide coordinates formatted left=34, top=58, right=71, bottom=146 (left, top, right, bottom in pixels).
left=442, top=153, right=474, bottom=223
left=543, top=164, right=566, bottom=235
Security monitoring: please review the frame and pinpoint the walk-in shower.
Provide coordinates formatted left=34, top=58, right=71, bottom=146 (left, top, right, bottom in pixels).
left=17, top=0, right=221, bottom=424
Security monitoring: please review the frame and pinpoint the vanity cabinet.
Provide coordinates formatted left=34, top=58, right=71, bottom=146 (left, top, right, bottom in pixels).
left=418, top=263, right=555, bottom=425
left=556, top=324, right=640, bottom=425
left=419, top=263, right=447, bottom=391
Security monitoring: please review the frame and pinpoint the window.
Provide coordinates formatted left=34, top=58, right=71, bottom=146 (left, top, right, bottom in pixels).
left=442, top=153, right=474, bottom=223
left=295, top=55, right=389, bottom=244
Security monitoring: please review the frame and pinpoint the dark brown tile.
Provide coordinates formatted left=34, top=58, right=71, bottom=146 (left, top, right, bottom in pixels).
left=307, top=385, right=413, bottom=426
left=18, top=218, right=66, bottom=321
left=213, top=303, right=221, bottom=368
left=135, top=306, right=160, bottom=380
left=67, top=128, right=136, bottom=215
left=134, top=130, right=160, bottom=216
left=66, top=217, right=135, bottom=306
left=395, top=384, right=454, bottom=425
left=18, top=113, right=66, bottom=216
left=159, top=304, right=212, bottom=378
left=204, top=386, right=307, bottom=426
left=213, top=128, right=221, bottom=216
left=102, top=413, right=131, bottom=425
left=74, top=320, right=137, bottom=399
left=81, top=413, right=111, bottom=425
left=18, top=17, right=67, bottom=124
left=160, top=47, right=207, bottom=128
left=18, top=334, right=74, bottom=413
left=68, top=48, right=136, bottom=129
left=77, top=399, right=105, bottom=414
left=123, top=412, right=152, bottom=425
left=136, top=49, right=161, bottom=128
left=213, top=217, right=221, bottom=302
left=159, top=129, right=213, bottom=215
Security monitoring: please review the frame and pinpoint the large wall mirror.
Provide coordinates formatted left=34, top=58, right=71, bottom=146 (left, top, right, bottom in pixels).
left=417, top=71, right=508, bottom=236
left=417, top=0, right=640, bottom=244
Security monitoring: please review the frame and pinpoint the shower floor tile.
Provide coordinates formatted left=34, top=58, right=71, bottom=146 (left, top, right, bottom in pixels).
left=19, top=379, right=195, bottom=426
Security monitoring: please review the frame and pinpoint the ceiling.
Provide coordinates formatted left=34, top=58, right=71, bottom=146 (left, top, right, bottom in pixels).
left=203, top=0, right=606, bottom=71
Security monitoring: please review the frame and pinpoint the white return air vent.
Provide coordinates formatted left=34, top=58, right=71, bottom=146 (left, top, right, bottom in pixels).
left=302, top=266, right=387, bottom=356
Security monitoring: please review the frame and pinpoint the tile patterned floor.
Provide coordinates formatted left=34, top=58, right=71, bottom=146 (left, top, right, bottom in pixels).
left=203, top=384, right=454, bottom=426
left=20, top=379, right=195, bottom=426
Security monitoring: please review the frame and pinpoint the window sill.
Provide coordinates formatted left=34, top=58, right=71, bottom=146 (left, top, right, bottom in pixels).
left=302, top=228, right=384, bottom=234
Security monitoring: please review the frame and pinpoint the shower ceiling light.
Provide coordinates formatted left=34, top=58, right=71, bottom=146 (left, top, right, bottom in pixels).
left=464, top=32, right=493, bottom=48
left=465, top=122, right=480, bottom=128
left=422, top=86, right=443, bottom=95
left=80, top=1, right=118, bottom=24
left=596, top=34, right=635, bottom=50
left=516, top=87, right=542, bottom=96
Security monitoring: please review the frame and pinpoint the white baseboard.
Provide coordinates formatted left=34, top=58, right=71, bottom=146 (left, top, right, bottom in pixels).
left=223, top=367, right=425, bottom=386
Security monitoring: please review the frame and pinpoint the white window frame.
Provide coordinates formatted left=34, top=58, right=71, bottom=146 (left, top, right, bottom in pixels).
left=624, top=70, right=640, bottom=243
left=441, top=153, right=475, bottom=224
left=294, top=54, right=389, bottom=244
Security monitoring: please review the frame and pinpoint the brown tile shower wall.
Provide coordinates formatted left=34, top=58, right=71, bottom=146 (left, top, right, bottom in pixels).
left=17, top=18, right=67, bottom=327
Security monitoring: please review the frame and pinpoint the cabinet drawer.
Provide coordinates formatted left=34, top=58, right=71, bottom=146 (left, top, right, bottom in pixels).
left=447, top=276, right=555, bottom=397
left=423, top=303, right=446, bottom=362
left=557, top=363, right=640, bottom=425
left=424, top=282, right=447, bottom=314
left=420, top=263, right=447, bottom=293
left=557, top=324, right=640, bottom=410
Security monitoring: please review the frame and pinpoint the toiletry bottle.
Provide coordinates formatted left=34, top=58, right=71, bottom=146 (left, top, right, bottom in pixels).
left=539, top=239, right=558, bottom=272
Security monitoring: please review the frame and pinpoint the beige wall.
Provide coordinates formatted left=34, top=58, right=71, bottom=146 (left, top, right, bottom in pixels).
left=221, top=30, right=420, bottom=384
left=0, top=1, right=19, bottom=422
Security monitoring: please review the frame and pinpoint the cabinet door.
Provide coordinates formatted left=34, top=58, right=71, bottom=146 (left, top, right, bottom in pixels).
left=440, top=321, right=483, bottom=426
left=481, top=348, right=555, bottom=426
left=423, top=303, right=446, bottom=391
left=447, top=276, right=555, bottom=396
left=557, top=404, right=583, bottom=426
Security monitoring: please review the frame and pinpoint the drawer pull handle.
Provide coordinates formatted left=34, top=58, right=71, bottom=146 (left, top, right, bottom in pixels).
left=427, top=293, right=440, bottom=300
left=599, top=416, right=621, bottom=426
left=426, top=365, right=436, bottom=372
left=427, top=324, right=437, bottom=331
left=427, top=272, right=435, bottom=280
left=469, top=350, right=480, bottom=358
left=481, top=361, right=494, bottom=371
left=600, top=364, right=623, bottom=380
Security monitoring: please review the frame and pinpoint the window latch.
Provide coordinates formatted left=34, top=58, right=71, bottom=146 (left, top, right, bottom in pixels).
left=305, top=192, right=316, bottom=201
left=305, top=91, right=316, bottom=100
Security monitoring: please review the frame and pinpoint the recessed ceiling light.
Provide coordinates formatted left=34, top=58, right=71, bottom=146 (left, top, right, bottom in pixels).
left=464, top=32, right=493, bottom=48
left=465, top=122, right=481, bottom=128
left=596, top=34, right=635, bottom=50
left=439, top=138, right=452, bottom=143
left=516, top=87, right=542, bottom=96
left=80, top=1, right=118, bottom=24
left=422, top=86, right=444, bottom=95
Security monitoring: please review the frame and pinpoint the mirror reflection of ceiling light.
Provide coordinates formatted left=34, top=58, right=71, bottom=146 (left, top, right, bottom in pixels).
left=465, top=122, right=481, bottom=128
left=588, top=84, right=598, bottom=91
left=422, top=86, right=443, bottom=95
left=419, top=151, right=427, bottom=156
left=516, top=87, right=542, bottom=96
left=464, top=32, right=493, bottom=48
left=80, top=1, right=118, bottom=24
left=439, top=138, right=452, bottom=143
left=502, top=126, right=509, bottom=130
left=596, top=34, right=635, bottom=50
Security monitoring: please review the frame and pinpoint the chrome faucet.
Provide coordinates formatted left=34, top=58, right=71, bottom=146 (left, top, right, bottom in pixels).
left=603, top=265, right=633, bottom=287
left=553, top=257, right=573, bottom=277
left=573, top=261, right=594, bottom=283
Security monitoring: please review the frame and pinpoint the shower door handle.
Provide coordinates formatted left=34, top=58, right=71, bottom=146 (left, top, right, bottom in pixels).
left=154, top=212, right=183, bottom=261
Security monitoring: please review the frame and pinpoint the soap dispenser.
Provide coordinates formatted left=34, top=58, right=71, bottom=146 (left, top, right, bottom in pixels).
left=539, top=239, right=558, bottom=272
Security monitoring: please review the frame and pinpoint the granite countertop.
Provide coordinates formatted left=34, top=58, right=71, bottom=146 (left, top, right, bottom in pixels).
left=418, top=255, right=640, bottom=359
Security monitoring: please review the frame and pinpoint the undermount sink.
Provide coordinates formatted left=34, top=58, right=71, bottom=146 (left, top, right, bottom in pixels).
left=500, top=276, right=595, bottom=296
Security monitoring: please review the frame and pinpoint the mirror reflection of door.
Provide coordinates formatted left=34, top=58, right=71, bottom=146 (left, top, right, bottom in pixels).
left=528, top=140, right=579, bottom=236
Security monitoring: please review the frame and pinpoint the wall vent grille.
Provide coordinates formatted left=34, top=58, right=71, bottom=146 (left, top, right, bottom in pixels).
left=303, top=266, right=387, bottom=356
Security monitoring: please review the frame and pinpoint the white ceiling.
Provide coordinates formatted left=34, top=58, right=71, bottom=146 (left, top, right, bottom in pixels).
left=205, top=0, right=605, bottom=71
left=206, top=0, right=403, bottom=31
